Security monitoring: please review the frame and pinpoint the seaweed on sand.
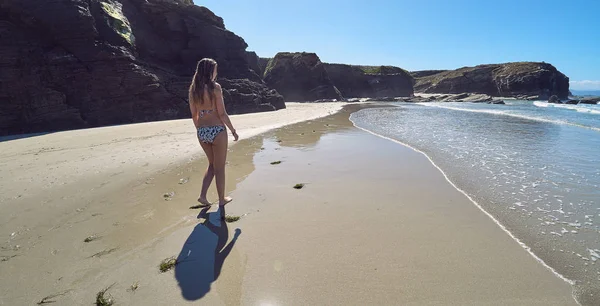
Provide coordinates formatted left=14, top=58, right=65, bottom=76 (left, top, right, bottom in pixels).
left=224, top=215, right=240, bottom=223
left=159, top=257, right=178, bottom=273
left=95, top=284, right=115, bottom=306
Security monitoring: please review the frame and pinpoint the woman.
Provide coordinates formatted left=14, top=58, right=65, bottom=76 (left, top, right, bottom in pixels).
left=189, top=58, right=239, bottom=207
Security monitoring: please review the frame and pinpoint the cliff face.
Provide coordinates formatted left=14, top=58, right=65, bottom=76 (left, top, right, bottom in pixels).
left=263, top=52, right=342, bottom=102
left=258, top=57, right=270, bottom=77
left=414, top=62, right=570, bottom=99
left=0, top=0, right=283, bottom=136
left=245, top=51, right=262, bottom=78
left=410, top=70, right=448, bottom=78
left=325, top=64, right=414, bottom=98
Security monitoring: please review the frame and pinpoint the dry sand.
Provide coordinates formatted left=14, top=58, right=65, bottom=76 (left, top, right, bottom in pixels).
left=0, top=102, right=342, bottom=305
left=0, top=102, right=343, bottom=206
left=0, top=103, right=577, bottom=305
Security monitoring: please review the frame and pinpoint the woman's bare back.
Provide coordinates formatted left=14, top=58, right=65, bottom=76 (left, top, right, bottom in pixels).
left=195, top=86, right=222, bottom=127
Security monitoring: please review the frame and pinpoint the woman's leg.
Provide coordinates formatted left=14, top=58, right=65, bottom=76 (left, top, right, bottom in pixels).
left=198, top=141, right=215, bottom=205
left=211, top=130, right=231, bottom=206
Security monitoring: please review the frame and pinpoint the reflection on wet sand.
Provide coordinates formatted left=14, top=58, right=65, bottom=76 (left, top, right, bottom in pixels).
left=95, top=132, right=265, bottom=248
left=268, top=105, right=369, bottom=149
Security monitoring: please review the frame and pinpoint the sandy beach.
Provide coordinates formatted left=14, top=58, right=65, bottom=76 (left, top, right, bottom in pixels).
left=0, top=103, right=577, bottom=305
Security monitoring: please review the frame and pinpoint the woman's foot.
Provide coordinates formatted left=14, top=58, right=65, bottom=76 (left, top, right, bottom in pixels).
left=219, top=196, right=233, bottom=206
left=197, top=197, right=212, bottom=207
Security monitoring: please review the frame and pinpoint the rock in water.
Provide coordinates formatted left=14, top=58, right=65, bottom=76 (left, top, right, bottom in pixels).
left=413, top=62, right=570, bottom=99
left=579, top=98, right=600, bottom=105
left=0, top=0, right=284, bottom=136
left=548, top=95, right=561, bottom=104
left=264, top=52, right=343, bottom=102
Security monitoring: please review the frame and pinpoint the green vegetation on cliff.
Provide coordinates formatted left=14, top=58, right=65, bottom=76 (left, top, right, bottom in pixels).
left=100, top=1, right=134, bottom=45
left=356, top=65, right=409, bottom=75
left=410, top=70, right=448, bottom=78
left=264, top=58, right=277, bottom=78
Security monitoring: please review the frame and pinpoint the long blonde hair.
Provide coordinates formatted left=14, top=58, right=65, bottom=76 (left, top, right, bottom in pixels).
left=189, top=58, right=217, bottom=106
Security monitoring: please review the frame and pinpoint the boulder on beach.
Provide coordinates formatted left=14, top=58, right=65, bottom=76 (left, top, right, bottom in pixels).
left=401, top=95, right=437, bottom=103
left=460, top=94, right=494, bottom=102
left=440, top=93, right=470, bottom=101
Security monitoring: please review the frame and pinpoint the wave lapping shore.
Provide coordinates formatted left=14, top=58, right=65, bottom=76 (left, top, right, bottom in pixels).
left=351, top=100, right=600, bottom=305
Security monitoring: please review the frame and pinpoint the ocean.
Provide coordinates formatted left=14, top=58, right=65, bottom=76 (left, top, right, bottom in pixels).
left=350, top=100, right=600, bottom=304
left=571, top=90, right=600, bottom=97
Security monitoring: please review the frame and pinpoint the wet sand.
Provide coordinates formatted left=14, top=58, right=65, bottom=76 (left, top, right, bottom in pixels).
left=0, top=104, right=577, bottom=305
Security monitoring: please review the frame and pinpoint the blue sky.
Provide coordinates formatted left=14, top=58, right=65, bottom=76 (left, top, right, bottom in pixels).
left=195, top=0, right=600, bottom=90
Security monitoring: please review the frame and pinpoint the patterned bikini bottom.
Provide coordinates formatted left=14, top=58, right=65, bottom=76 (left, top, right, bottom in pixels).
left=197, top=125, right=225, bottom=144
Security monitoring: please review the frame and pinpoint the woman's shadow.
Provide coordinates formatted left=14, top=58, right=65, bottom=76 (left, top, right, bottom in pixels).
left=175, top=206, right=241, bottom=301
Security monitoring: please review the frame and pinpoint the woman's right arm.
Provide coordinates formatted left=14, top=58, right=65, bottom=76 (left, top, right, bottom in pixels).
left=214, top=83, right=238, bottom=141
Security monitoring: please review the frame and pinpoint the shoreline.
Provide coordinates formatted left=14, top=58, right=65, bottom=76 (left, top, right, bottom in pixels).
left=358, top=102, right=600, bottom=305
left=350, top=111, right=577, bottom=288
left=0, top=103, right=578, bottom=305
left=217, top=106, right=576, bottom=305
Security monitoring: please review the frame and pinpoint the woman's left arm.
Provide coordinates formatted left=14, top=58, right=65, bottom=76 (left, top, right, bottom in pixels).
left=214, top=83, right=239, bottom=141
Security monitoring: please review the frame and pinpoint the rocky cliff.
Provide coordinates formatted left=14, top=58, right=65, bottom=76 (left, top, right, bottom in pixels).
left=0, top=0, right=284, bottom=136
left=325, top=64, right=414, bottom=98
left=263, top=52, right=342, bottom=102
left=245, top=51, right=262, bottom=77
left=410, top=70, right=448, bottom=78
left=414, top=62, right=569, bottom=99
left=258, top=57, right=270, bottom=77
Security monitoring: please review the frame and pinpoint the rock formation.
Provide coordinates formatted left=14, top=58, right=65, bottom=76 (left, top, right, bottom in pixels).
left=579, top=97, right=600, bottom=105
left=0, top=0, right=576, bottom=136
left=245, top=51, right=262, bottom=78
left=398, top=93, right=504, bottom=104
left=548, top=95, right=599, bottom=105
left=548, top=95, right=561, bottom=104
left=0, top=0, right=284, bottom=136
left=258, top=57, right=271, bottom=77
left=324, top=64, right=414, bottom=98
left=263, top=52, right=342, bottom=102
left=410, top=70, right=448, bottom=78
left=219, top=79, right=285, bottom=112
left=414, top=62, right=569, bottom=99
